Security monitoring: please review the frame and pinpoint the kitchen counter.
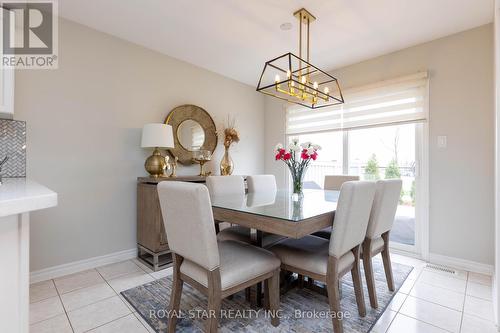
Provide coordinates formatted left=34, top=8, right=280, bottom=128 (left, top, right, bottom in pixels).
left=0, top=178, right=57, bottom=333
left=0, top=178, right=57, bottom=217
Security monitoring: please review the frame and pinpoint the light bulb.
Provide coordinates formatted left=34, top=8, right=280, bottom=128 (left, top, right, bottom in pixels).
left=275, top=74, right=280, bottom=83
left=313, top=82, right=318, bottom=89
left=301, top=76, right=306, bottom=84
left=324, top=87, right=330, bottom=95
left=286, top=70, right=291, bottom=78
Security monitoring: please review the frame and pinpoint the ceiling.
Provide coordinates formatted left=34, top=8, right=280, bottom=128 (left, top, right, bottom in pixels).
left=59, top=0, right=494, bottom=86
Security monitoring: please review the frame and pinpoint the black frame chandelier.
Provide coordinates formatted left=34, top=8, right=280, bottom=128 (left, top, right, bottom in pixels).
left=257, top=8, right=344, bottom=109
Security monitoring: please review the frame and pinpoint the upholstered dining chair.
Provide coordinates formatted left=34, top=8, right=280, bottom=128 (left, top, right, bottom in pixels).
left=205, top=175, right=245, bottom=233
left=362, top=179, right=402, bottom=309
left=157, top=181, right=281, bottom=332
left=313, top=175, right=361, bottom=239
left=269, top=181, right=376, bottom=333
left=215, top=175, right=283, bottom=248
left=246, top=174, right=277, bottom=193
left=324, top=175, right=360, bottom=191
left=205, top=175, right=245, bottom=196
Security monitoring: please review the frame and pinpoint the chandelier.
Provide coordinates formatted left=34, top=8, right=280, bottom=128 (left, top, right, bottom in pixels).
left=256, top=8, right=344, bottom=109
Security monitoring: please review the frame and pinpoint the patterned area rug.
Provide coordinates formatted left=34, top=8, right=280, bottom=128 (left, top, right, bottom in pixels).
left=122, top=257, right=412, bottom=332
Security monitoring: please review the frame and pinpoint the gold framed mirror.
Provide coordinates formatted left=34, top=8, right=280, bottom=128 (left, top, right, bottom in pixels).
left=165, top=105, right=217, bottom=165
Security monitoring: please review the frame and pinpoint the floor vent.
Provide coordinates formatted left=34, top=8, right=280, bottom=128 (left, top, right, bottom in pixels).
left=425, top=263, right=457, bottom=275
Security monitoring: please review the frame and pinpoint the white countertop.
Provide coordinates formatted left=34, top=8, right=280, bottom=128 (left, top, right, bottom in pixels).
left=0, top=178, right=57, bottom=217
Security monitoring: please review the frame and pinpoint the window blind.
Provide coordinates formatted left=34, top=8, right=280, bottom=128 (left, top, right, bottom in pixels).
left=286, top=72, right=429, bottom=135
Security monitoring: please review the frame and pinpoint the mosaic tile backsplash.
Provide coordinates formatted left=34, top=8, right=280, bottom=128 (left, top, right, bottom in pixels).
left=0, top=119, right=26, bottom=177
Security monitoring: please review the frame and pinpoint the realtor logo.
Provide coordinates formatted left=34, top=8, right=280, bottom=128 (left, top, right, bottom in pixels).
left=1, top=0, right=58, bottom=69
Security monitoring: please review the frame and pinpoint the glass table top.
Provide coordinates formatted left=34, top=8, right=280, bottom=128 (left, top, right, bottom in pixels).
left=211, top=189, right=339, bottom=222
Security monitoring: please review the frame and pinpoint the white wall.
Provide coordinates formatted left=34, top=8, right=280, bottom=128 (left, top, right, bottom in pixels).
left=494, top=0, right=500, bottom=325
left=15, top=19, right=265, bottom=271
left=265, top=24, right=495, bottom=265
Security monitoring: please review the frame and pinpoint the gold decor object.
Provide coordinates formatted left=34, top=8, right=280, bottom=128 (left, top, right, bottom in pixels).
left=165, top=105, right=217, bottom=165
left=219, top=116, right=239, bottom=176
left=141, top=124, right=174, bottom=177
left=256, top=8, right=344, bottom=109
left=193, top=149, right=212, bottom=176
left=220, top=147, right=234, bottom=176
left=144, top=148, right=167, bottom=177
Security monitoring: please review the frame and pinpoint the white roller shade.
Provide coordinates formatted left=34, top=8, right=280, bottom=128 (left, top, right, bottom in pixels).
left=286, top=72, right=429, bottom=135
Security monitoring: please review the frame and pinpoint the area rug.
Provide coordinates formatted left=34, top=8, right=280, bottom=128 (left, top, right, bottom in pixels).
left=122, top=257, right=412, bottom=333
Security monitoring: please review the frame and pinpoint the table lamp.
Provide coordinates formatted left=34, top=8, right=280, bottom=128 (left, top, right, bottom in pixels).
left=141, top=123, right=174, bottom=177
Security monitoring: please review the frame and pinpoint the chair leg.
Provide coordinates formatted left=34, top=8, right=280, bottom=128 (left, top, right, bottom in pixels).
left=381, top=232, right=395, bottom=291
left=207, top=269, right=221, bottom=333
left=298, top=274, right=304, bottom=288
left=266, top=269, right=280, bottom=327
left=326, top=257, right=343, bottom=333
left=351, top=246, right=366, bottom=317
left=362, top=239, right=378, bottom=309
left=168, top=254, right=184, bottom=333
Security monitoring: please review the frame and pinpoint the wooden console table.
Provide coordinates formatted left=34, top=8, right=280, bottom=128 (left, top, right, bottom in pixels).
left=137, top=175, right=206, bottom=271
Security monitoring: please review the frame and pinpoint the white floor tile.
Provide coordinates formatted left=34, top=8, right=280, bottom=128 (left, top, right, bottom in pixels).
left=97, top=260, right=144, bottom=280
left=406, top=266, right=424, bottom=281
left=460, top=313, right=498, bottom=333
left=371, top=309, right=397, bottom=333
left=107, top=271, right=154, bottom=293
left=119, top=294, right=137, bottom=313
left=54, top=269, right=104, bottom=294
left=87, top=313, right=149, bottom=333
left=149, top=266, right=173, bottom=280
left=30, top=280, right=58, bottom=304
left=60, top=282, right=116, bottom=312
left=398, top=277, right=417, bottom=294
left=133, top=312, right=155, bottom=333
left=417, top=270, right=467, bottom=293
left=29, top=296, right=66, bottom=325
left=400, top=296, right=462, bottom=332
left=29, top=313, right=73, bottom=333
left=131, top=258, right=154, bottom=274
left=467, top=272, right=492, bottom=286
left=388, top=292, right=407, bottom=312
left=410, top=281, right=465, bottom=311
left=67, top=296, right=131, bottom=333
left=463, top=295, right=494, bottom=322
left=466, top=281, right=492, bottom=301
left=387, top=313, right=449, bottom=333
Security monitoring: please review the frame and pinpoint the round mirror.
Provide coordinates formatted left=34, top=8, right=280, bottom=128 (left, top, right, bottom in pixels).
left=176, top=120, right=205, bottom=151
left=165, top=105, right=217, bottom=165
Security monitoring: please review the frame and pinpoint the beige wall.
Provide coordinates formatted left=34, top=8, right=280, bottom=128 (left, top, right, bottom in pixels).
left=265, top=24, right=495, bottom=265
left=15, top=19, right=265, bottom=271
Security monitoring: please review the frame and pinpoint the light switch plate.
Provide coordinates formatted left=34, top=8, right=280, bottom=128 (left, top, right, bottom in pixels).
left=437, top=136, right=447, bottom=148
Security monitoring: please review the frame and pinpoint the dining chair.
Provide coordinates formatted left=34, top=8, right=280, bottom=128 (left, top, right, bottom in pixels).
left=313, top=175, right=361, bottom=239
left=215, top=175, right=283, bottom=248
left=269, top=181, right=376, bottom=333
left=362, top=179, right=402, bottom=309
left=246, top=174, right=277, bottom=193
left=324, top=175, right=360, bottom=190
left=205, top=175, right=245, bottom=233
left=157, top=181, right=281, bottom=332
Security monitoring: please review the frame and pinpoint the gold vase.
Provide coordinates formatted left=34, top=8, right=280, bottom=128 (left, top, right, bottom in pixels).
left=220, top=146, right=234, bottom=175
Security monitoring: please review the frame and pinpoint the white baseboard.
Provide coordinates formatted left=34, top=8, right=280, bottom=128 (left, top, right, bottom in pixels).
left=429, top=253, right=494, bottom=276
left=30, top=248, right=138, bottom=284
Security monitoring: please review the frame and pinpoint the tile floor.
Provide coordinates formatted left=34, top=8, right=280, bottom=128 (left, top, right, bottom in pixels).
left=29, top=254, right=497, bottom=333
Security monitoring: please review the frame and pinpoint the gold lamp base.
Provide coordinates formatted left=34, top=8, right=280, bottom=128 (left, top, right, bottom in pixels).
left=145, top=147, right=167, bottom=177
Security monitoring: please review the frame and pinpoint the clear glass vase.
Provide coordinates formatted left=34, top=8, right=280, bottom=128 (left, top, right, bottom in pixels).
left=220, top=146, right=234, bottom=176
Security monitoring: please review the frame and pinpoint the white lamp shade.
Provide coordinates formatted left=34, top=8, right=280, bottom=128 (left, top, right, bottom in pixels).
left=141, top=123, right=174, bottom=148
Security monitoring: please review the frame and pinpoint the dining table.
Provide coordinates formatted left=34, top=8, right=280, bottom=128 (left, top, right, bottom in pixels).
left=211, top=188, right=340, bottom=305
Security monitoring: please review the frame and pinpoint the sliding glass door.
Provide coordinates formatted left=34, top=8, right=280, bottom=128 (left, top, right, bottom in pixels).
left=292, top=122, right=427, bottom=255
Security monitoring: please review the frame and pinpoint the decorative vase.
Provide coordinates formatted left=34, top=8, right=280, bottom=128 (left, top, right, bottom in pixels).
left=220, top=146, right=234, bottom=175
